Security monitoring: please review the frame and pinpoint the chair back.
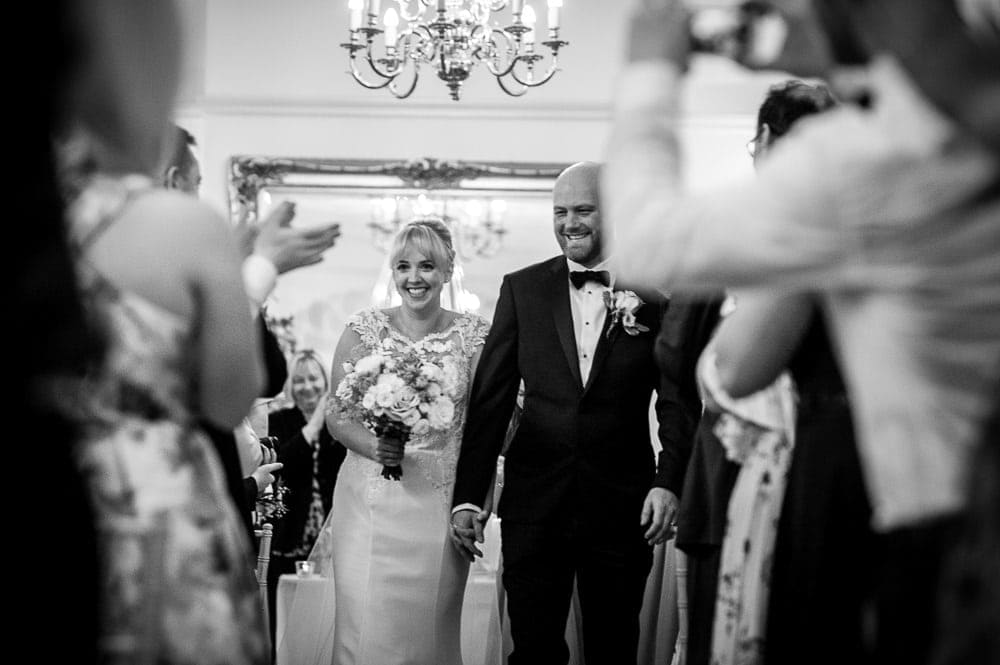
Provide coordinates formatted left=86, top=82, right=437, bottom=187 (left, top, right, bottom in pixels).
left=254, top=523, right=273, bottom=584
left=672, top=549, right=689, bottom=665
left=254, top=523, right=274, bottom=657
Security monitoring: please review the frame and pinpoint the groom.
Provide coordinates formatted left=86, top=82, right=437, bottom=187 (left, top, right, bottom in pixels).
left=451, top=162, right=700, bottom=665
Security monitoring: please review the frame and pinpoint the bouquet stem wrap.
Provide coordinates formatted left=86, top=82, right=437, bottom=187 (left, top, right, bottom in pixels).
left=374, top=420, right=410, bottom=481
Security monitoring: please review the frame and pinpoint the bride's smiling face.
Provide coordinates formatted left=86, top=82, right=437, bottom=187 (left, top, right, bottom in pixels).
left=392, top=245, right=448, bottom=311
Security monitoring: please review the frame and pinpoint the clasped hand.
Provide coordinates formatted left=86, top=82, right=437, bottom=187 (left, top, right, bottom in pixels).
left=449, top=508, right=490, bottom=562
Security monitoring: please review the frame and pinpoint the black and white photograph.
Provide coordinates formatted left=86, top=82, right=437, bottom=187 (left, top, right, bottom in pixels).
left=17, top=1, right=1000, bottom=664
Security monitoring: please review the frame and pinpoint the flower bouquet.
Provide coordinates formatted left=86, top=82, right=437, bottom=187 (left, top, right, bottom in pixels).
left=333, top=345, right=459, bottom=480
left=255, top=484, right=290, bottom=524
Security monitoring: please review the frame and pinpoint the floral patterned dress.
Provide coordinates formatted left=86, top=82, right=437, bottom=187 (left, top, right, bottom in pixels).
left=306, top=307, right=489, bottom=665
left=64, top=175, right=267, bottom=665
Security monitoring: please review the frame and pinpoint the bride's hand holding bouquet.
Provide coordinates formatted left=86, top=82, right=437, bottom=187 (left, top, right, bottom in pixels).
left=333, top=344, right=460, bottom=480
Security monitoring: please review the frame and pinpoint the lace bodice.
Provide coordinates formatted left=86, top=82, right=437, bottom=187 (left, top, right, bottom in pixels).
left=335, top=307, right=490, bottom=508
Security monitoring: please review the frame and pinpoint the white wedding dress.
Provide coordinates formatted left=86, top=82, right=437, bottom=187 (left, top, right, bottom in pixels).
left=306, top=308, right=490, bottom=665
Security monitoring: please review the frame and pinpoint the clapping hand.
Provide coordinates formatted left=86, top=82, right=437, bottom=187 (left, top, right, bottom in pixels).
left=241, top=201, right=342, bottom=274
left=302, top=392, right=330, bottom=442
left=449, top=508, right=490, bottom=562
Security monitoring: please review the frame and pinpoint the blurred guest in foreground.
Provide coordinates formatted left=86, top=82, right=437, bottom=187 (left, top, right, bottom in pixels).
left=159, top=123, right=340, bottom=538
left=931, top=388, right=1000, bottom=665
left=18, top=1, right=104, bottom=660
left=666, top=79, right=838, bottom=665
left=604, top=1, right=1000, bottom=662
left=57, top=1, right=269, bottom=662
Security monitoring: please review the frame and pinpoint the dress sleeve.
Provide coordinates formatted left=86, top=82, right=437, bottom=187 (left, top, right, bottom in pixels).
left=345, top=308, right=383, bottom=351
left=459, top=314, right=491, bottom=357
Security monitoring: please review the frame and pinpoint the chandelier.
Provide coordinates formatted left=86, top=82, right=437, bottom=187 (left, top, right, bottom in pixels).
left=342, top=0, right=568, bottom=100
left=368, top=193, right=508, bottom=260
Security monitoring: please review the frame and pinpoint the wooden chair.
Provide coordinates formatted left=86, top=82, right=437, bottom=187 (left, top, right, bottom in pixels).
left=254, top=523, right=274, bottom=656
left=671, top=549, right=689, bottom=665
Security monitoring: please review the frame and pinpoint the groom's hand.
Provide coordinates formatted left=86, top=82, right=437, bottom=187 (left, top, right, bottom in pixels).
left=449, top=508, right=490, bottom=562
left=641, top=487, right=679, bottom=546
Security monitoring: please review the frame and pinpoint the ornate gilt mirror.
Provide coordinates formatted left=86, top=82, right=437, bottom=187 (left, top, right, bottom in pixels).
left=228, top=156, right=569, bottom=362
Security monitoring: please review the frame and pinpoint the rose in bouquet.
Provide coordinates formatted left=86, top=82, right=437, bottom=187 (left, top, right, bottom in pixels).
left=333, top=344, right=460, bottom=480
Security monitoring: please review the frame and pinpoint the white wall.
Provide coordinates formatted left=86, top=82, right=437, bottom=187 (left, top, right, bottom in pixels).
left=175, top=0, right=789, bottom=214
left=172, top=0, right=793, bottom=353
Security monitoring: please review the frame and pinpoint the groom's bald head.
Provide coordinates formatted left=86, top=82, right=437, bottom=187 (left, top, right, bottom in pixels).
left=553, top=162, right=605, bottom=268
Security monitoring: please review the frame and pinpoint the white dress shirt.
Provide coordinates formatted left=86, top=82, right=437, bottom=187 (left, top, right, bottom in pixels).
left=566, top=258, right=614, bottom=385
left=604, top=55, right=1000, bottom=531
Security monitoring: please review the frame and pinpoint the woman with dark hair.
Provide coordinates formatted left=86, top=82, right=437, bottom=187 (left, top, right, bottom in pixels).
left=668, top=80, right=839, bottom=665
left=703, top=81, right=877, bottom=665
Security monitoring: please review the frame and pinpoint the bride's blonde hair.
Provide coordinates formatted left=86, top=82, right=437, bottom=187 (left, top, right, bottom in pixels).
left=389, top=217, right=456, bottom=279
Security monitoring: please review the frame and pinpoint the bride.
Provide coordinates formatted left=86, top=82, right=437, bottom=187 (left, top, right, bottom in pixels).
left=309, top=218, right=490, bottom=665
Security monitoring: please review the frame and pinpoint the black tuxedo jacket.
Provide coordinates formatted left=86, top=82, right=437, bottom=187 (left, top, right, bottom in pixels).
left=453, top=256, right=700, bottom=529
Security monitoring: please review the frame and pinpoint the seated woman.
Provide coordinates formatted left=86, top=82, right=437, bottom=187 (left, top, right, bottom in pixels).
left=266, top=350, right=347, bottom=640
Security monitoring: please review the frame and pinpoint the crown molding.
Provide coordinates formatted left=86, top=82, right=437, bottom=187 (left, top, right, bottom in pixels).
left=176, top=97, right=753, bottom=128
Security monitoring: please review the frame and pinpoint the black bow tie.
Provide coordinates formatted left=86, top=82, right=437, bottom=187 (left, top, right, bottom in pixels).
left=569, top=270, right=611, bottom=289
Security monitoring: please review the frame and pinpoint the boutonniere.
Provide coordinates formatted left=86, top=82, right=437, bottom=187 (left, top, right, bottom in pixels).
left=602, top=290, right=649, bottom=339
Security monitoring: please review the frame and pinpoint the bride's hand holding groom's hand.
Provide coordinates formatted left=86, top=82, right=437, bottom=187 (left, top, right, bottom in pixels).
left=449, top=508, right=490, bottom=562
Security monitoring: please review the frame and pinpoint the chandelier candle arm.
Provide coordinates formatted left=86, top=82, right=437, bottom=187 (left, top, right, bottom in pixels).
left=342, top=0, right=568, bottom=100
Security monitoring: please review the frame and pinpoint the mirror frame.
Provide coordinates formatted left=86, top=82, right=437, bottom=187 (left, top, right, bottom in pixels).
left=227, top=155, right=571, bottom=225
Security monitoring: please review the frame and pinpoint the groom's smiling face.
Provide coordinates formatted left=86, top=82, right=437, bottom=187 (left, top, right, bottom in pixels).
left=553, top=164, right=605, bottom=268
